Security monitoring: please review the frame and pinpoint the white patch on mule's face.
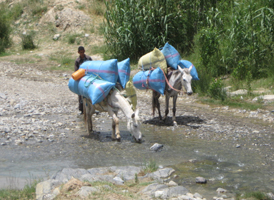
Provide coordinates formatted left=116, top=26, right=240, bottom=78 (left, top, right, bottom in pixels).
left=127, top=109, right=142, bottom=142
left=178, top=66, right=193, bottom=95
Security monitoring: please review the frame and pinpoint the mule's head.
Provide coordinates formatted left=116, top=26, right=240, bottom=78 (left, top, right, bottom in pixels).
left=127, top=108, right=142, bottom=143
left=178, top=65, right=193, bottom=95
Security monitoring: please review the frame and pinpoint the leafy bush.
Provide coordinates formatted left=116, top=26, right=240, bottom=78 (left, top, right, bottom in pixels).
left=0, top=8, right=11, bottom=54
left=21, top=33, right=36, bottom=50
left=104, top=0, right=198, bottom=60
left=208, top=78, right=227, bottom=101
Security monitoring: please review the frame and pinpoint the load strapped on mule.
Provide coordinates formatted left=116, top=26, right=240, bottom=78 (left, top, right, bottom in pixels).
left=68, top=57, right=141, bottom=142
left=68, top=58, right=136, bottom=107
left=133, top=42, right=199, bottom=95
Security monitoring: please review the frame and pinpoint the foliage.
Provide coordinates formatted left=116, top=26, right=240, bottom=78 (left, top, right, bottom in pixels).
left=89, top=0, right=105, bottom=16
left=67, top=34, right=80, bottom=44
left=104, top=0, right=198, bottom=60
left=192, top=64, right=212, bottom=95
left=208, top=78, right=227, bottom=101
left=0, top=180, right=37, bottom=200
left=241, top=191, right=272, bottom=200
left=21, top=33, right=36, bottom=50
left=141, top=160, right=158, bottom=175
left=0, top=6, right=11, bottom=54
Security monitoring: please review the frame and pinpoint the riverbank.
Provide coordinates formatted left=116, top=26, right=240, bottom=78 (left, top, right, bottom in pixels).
left=0, top=60, right=274, bottom=198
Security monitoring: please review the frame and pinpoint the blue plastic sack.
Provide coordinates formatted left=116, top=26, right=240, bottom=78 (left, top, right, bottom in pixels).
left=68, top=77, right=80, bottom=95
left=161, top=42, right=180, bottom=69
left=132, top=67, right=166, bottom=95
left=80, top=59, right=118, bottom=83
left=117, top=58, right=130, bottom=89
left=78, top=75, right=115, bottom=104
left=178, top=60, right=199, bottom=80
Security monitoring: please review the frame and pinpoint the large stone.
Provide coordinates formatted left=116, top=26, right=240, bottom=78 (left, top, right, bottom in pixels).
left=150, top=143, right=164, bottom=151
left=77, top=186, right=98, bottom=198
left=61, top=177, right=83, bottom=192
left=148, top=168, right=175, bottom=180
left=109, top=166, right=142, bottom=181
left=51, top=168, right=88, bottom=182
left=229, top=89, right=247, bottom=96
left=141, top=183, right=168, bottom=196
left=53, top=34, right=61, bottom=41
left=253, top=95, right=274, bottom=102
left=216, top=188, right=227, bottom=193
left=159, top=186, right=189, bottom=199
left=196, top=177, right=207, bottom=184
left=0, top=93, right=7, bottom=99
left=113, top=176, right=124, bottom=185
left=36, top=179, right=61, bottom=200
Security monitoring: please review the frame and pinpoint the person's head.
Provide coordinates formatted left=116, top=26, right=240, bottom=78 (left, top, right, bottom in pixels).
left=78, top=46, right=85, bottom=58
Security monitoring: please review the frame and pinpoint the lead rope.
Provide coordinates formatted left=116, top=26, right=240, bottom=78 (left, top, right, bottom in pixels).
left=159, top=68, right=183, bottom=93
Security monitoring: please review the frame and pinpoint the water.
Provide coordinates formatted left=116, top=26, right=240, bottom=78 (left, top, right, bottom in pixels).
left=0, top=115, right=273, bottom=198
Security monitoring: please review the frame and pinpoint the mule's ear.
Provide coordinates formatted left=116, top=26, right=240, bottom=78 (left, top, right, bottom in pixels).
left=131, top=113, right=135, bottom=118
left=178, top=65, right=184, bottom=74
left=189, top=65, right=193, bottom=72
left=135, top=108, right=139, bottom=117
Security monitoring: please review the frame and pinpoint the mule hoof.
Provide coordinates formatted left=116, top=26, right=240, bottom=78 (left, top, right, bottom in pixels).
left=117, top=138, right=121, bottom=142
left=173, top=121, right=178, bottom=127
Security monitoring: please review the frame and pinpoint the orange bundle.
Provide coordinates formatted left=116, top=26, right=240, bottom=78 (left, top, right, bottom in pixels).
left=72, top=68, right=86, bottom=80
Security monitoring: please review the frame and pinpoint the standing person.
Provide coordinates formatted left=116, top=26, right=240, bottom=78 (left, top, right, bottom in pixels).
left=75, top=46, right=92, bottom=114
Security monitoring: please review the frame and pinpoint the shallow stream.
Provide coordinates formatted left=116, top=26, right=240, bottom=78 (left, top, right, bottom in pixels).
left=0, top=113, right=273, bottom=198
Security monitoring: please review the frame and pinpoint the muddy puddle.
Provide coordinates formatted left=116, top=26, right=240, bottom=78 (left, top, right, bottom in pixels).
left=0, top=113, right=273, bottom=198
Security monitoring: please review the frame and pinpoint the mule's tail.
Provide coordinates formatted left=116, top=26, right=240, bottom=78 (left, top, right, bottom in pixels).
left=83, top=98, right=87, bottom=125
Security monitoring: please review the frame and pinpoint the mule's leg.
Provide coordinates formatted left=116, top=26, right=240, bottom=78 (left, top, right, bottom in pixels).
left=84, top=98, right=94, bottom=135
left=163, top=94, right=169, bottom=122
left=172, top=95, right=178, bottom=126
left=108, top=107, right=120, bottom=141
left=152, top=91, right=162, bottom=120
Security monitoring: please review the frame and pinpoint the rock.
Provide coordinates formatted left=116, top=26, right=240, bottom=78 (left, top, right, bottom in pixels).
left=178, top=194, right=195, bottom=200
left=14, top=104, right=20, bottom=109
left=149, top=168, right=175, bottom=180
left=36, top=179, right=62, bottom=200
left=85, top=33, right=89, bottom=37
left=236, top=144, right=241, bottom=148
left=229, top=89, right=247, bottom=96
left=160, top=186, right=189, bottom=199
left=61, top=177, right=83, bottom=192
left=253, top=95, right=274, bottom=102
left=0, top=93, right=7, bottom=99
left=53, top=34, right=61, bottom=41
left=150, top=143, right=164, bottom=151
left=266, top=193, right=274, bottom=200
left=52, top=168, right=88, bottom=182
left=216, top=188, right=227, bottom=193
left=196, top=177, right=207, bottom=184
left=194, top=192, right=203, bottom=198
left=77, top=186, right=98, bottom=198
left=155, top=190, right=164, bottom=198
left=167, top=180, right=178, bottom=186
left=141, top=183, right=168, bottom=196
left=108, top=166, right=142, bottom=181
left=113, top=176, right=124, bottom=185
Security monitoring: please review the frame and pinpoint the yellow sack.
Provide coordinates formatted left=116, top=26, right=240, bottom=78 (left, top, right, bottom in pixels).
left=122, top=80, right=137, bottom=111
left=138, top=48, right=167, bottom=73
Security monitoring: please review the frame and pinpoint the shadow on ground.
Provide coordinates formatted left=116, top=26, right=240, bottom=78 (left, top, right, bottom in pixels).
left=143, top=116, right=204, bottom=128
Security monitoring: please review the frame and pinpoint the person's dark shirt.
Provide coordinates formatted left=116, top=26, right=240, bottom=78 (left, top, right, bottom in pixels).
left=74, top=54, right=92, bottom=71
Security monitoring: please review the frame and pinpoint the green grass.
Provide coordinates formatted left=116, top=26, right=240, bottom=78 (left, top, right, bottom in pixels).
left=0, top=180, right=37, bottom=200
left=140, top=160, right=158, bottom=175
left=49, top=51, right=75, bottom=69
left=237, top=191, right=272, bottom=200
left=200, top=97, right=264, bottom=110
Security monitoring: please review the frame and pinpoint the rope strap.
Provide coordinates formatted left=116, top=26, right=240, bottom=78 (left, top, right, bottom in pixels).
left=159, top=68, right=182, bottom=93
